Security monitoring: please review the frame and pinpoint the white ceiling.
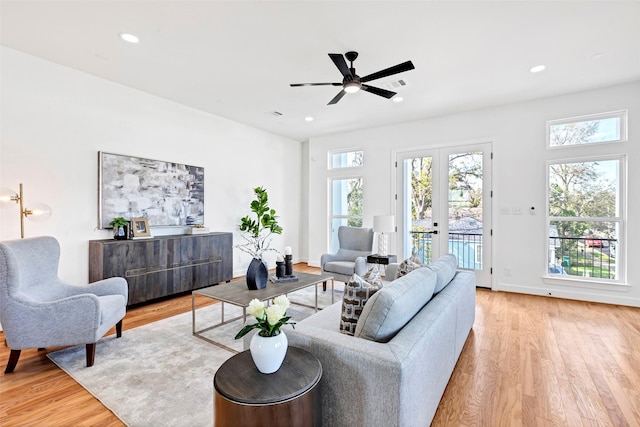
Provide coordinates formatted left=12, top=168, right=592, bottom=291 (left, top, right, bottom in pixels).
left=2, top=1, right=639, bottom=142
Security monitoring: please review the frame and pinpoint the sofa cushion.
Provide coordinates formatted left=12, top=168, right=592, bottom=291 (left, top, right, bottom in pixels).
left=428, top=254, right=458, bottom=293
left=340, top=274, right=382, bottom=335
left=395, top=252, right=423, bottom=279
left=355, top=268, right=437, bottom=342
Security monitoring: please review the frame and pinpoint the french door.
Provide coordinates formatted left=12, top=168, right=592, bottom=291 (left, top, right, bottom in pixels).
left=395, top=143, right=492, bottom=288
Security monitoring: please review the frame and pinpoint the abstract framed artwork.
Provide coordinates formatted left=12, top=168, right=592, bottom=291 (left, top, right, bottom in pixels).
left=99, top=152, right=205, bottom=229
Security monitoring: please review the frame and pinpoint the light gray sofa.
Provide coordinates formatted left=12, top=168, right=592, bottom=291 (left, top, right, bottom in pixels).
left=286, top=255, right=476, bottom=427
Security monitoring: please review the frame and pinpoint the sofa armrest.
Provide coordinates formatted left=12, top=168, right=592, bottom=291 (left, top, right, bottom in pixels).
left=287, top=324, right=402, bottom=426
left=385, top=262, right=399, bottom=280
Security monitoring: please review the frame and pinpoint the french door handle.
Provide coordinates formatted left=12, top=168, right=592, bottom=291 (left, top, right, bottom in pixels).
left=432, top=230, right=439, bottom=234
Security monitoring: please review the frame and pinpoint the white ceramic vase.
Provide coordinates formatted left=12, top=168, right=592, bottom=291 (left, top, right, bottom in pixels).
left=249, top=331, right=288, bottom=374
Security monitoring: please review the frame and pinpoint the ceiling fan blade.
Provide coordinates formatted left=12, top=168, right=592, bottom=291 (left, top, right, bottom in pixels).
left=361, top=84, right=396, bottom=99
left=290, top=82, right=342, bottom=87
left=360, top=60, right=415, bottom=83
left=329, top=53, right=353, bottom=79
left=328, top=90, right=347, bottom=105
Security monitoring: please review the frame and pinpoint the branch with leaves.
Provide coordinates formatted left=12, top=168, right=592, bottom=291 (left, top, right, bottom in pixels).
left=236, top=186, right=283, bottom=259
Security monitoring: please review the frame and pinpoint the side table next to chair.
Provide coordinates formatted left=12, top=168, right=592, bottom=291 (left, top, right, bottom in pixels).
left=367, top=254, right=398, bottom=277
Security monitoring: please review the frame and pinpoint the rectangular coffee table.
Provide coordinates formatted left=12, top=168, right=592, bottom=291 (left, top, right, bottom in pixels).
left=192, top=272, right=334, bottom=352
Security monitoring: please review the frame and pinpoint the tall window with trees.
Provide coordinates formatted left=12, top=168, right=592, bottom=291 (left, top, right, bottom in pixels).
left=546, top=111, right=626, bottom=283
left=329, top=149, right=364, bottom=252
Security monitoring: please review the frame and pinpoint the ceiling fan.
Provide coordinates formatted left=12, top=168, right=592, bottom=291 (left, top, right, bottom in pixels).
left=290, top=51, right=415, bottom=105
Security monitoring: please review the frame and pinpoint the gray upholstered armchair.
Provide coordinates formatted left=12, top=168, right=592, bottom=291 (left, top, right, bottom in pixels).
left=0, top=236, right=128, bottom=373
left=321, top=226, right=374, bottom=283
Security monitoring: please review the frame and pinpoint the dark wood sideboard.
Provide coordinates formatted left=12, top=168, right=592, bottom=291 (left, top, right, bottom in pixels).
left=89, top=232, right=233, bottom=305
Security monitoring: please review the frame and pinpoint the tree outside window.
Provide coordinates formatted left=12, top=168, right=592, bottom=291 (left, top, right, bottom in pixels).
left=547, top=115, right=623, bottom=281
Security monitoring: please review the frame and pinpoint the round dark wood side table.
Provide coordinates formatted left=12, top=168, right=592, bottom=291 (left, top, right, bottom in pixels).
left=214, top=346, right=322, bottom=427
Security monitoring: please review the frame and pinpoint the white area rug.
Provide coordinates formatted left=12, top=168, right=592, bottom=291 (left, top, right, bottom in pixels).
left=48, top=284, right=342, bottom=427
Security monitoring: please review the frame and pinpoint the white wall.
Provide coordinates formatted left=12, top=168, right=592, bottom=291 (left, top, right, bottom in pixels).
left=0, top=47, right=304, bottom=283
left=308, top=81, right=640, bottom=307
left=3, top=47, right=637, bottom=307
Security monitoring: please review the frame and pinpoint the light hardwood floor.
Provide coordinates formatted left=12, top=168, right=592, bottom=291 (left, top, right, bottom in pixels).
left=1, top=265, right=639, bottom=426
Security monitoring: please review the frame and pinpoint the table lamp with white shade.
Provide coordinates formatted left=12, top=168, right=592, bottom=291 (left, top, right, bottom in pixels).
left=373, top=215, right=395, bottom=256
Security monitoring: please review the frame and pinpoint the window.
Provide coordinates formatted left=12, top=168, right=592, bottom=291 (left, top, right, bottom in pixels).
left=329, top=177, right=363, bottom=252
left=328, top=149, right=364, bottom=251
left=547, top=156, right=625, bottom=282
left=329, top=150, right=363, bottom=169
left=547, top=110, right=627, bottom=147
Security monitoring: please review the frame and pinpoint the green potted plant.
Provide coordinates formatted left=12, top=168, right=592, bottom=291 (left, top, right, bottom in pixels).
left=109, top=217, right=129, bottom=240
left=236, top=186, right=282, bottom=290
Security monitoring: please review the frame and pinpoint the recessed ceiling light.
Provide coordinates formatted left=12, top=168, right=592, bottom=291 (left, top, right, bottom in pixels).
left=393, top=96, right=404, bottom=103
left=592, top=52, right=604, bottom=61
left=529, top=65, right=546, bottom=73
left=119, top=33, right=139, bottom=44
left=305, top=116, right=314, bottom=122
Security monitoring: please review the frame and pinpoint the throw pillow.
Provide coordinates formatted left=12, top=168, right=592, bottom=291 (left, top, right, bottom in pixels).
left=339, top=274, right=382, bottom=336
left=361, top=266, right=383, bottom=288
left=395, top=251, right=423, bottom=279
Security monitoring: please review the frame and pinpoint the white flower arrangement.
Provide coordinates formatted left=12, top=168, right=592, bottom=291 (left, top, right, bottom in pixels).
left=235, top=295, right=295, bottom=339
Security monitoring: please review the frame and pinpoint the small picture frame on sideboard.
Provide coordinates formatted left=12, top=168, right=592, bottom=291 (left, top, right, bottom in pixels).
left=131, top=217, right=151, bottom=238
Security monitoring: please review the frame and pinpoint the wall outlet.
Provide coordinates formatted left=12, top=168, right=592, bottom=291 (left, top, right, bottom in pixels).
left=504, top=267, right=512, bottom=276
left=512, top=207, right=522, bottom=215
left=500, top=207, right=511, bottom=215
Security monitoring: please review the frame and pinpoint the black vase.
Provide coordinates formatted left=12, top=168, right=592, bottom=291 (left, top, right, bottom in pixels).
left=246, top=258, right=268, bottom=290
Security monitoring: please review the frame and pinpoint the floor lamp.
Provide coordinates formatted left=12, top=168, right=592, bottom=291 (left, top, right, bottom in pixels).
left=373, top=215, right=395, bottom=256
left=0, top=183, right=52, bottom=238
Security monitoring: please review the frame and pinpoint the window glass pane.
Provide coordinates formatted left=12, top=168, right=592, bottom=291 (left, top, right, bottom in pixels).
left=547, top=156, right=622, bottom=282
left=406, top=156, right=433, bottom=264
left=548, top=160, right=618, bottom=218
left=331, top=178, right=363, bottom=216
left=331, top=150, right=363, bottom=169
left=548, top=220, right=618, bottom=280
left=549, top=113, right=624, bottom=147
left=448, top=151, right=483, bottom=270
left=330, top=177, right=363, bottom=252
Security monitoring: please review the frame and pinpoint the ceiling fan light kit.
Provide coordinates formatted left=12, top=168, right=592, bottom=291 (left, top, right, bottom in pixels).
left=343, top=81, right=361, bottom=93
left=291, top=51, right=415, bottom=105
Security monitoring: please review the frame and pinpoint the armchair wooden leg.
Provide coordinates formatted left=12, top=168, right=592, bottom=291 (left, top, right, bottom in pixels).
left=323, top=281, right=327, bottom=291
left=116, top=320, right=123, bottom=338
left=86, top=343, right=96, bottom=367
left=5, top=349, right=21, bottom=374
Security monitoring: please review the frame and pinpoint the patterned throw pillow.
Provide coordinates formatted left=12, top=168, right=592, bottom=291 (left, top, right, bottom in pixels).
left=361, top=266, right=383, bottom=288
left=395, top=252, right=423, bottom=279
left=340, top=274, right=382, bottom=336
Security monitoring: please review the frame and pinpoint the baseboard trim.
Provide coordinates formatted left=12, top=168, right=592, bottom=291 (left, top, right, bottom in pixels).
left=496, top=282, right=640, bottom=307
